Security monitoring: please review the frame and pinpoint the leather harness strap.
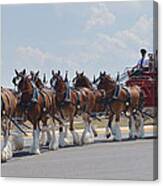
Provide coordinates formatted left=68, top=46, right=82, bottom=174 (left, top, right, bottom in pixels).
left=103, top=85, right=131, bottom=114
left=122, top=86, right=131, bottom=106
left=2, top=89, right=11, bottom=115
left=39, top=89, right=52, bottom=112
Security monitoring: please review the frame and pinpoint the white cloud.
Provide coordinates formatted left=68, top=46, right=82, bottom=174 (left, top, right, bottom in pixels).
left=15, top=15, right=153, bottom=80
left=16, top=46, right=52, bottom=62
left=116, top=15, right=153, bottom=48
left=85, top=3, right=116, bottom=30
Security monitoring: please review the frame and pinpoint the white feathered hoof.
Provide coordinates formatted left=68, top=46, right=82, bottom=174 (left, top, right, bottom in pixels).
left=129, top=132, right=137, bottom=140
left=1, top=151, right=7, bottom=163
left=30, top=147, right=41, bottom=155
left=12, top=134, right=24, bottom=151
left=49, top=138, right=59, bottom=151
left=1, top=142, right=13, bottom=162
left=136, top=126, right=144, bottom=139
left=138, top=131, right=144, bottom=139
left=81, top=130, right=94, bottom=144
left=40, top=132, right=47, bottom=146
left=112, top=124, right=122, bottom=141
left=59, top=132, right=73, bottom=147
left=71, top=131, right=81, bottom=145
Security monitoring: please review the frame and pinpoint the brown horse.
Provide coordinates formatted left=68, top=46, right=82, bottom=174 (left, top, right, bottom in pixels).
left=14, top=69, right=60, bottom=154
left=72, top=71, right=106, bottom=114
left=1, top=87, right=24, bottom=162
left=50, top=70, right=96, bottom=146
left=28, top=70, right=63, bottom=146
left=94, top=72, right=144, bottom=140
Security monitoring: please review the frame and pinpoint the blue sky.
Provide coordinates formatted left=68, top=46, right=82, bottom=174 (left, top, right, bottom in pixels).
left=1, top=1, right=154, bottom=87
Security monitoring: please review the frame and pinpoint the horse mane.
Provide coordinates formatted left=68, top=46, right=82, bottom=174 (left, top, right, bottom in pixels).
left=74, top=74, right=93, bottom=89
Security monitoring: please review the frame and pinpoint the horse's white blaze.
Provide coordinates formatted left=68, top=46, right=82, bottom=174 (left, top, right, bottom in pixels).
left=31, top=127, right=40, bottom=154
left=81, top=121, right=94, bottom=144
left=111, top=123, right=122, bottom=141
left=1, top=136, right=13, bottom=162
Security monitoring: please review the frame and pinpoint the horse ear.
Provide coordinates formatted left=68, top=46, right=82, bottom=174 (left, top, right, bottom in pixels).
left=100, top=71, right=102, bottom=76
left=81, top=71, right=84, bottom=76
left=93, top=75, right=96, bottom=83
left=64, top=71, right=68, bottom=82
left=52, top=70, right=55, bottom=76
left=43, top=73, right=47, bottom=84
left=58, top=70, right=60, bottom=76
left=35, top=70, right=39, bottom=77
left=15, top=69, right=19, bottom=76
left=103, top=71, right=106, bottom=75
left=116, top=72, right=120, bottom=81
left=22, top=69, right=26, bottom=75
left=76, top=71, right=79, bottom=76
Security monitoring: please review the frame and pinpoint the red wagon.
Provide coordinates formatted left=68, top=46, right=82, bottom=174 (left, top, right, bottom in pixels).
left=125, top=69, right=157, bottom=118
left=126, top=71, right=157, bottom=107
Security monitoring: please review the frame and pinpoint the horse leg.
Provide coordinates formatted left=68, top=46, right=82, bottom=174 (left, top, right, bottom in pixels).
left=81, top=113, right=94, bottom=144
left=128, top=115, right=136, bottom=139
left=136, top=111, right=144, bottom=138
left=40, top=123, right=47, bottom=146
left=89, top=117, right=98, bottom=137
left=48, top=119, right=59, bottom=150
left=111, top=113, right=122, bottom=141
left=106, top=113, right=114, bottom=139
left=12, top=128, right=24, bottom=151
left=58, top=125, right=65, bottom=147
left=91, top=124, right=98, bottom=137
left=1, top=119, right=13, bottom=162
left=30, top=121, right=40, bottom=155
left=69, top=116, right=81, bottom=145
left=40, top=119, right=51, bottom=146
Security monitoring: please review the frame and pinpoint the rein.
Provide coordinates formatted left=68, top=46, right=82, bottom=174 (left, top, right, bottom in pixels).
left=5, top=114, right=28, bottom=136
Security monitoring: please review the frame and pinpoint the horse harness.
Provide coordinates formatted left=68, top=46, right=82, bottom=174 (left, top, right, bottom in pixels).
left=1, top=88, right=14, bottom=116
left=102, top=84, right=131, bottom=114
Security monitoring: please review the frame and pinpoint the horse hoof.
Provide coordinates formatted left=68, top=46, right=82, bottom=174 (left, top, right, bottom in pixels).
left=49, top=140, right=59, bottom=151
left=30, top=148, right=41, bottom=155
left=106, top=133, right=111, bottom=139
left=1, top=151, right=7, bottom=163
left=81, top=133, right=94, bottom=144
left=49, top=144, right=58, bottom=151
left=1, top=148, right=13, bottom=162
left=94, top=133, right=98, bottom=137
left=45, top=141, right=50, bottom=146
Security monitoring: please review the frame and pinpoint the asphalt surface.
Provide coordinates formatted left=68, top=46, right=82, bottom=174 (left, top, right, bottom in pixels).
left=1, top=138, right=157, bottom=181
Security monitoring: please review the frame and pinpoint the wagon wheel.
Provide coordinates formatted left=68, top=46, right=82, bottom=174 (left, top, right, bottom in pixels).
left=143, top=108, right=157, bottom=122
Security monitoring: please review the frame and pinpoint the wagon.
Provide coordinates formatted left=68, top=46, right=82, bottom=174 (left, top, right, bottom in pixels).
left=125, top=68, right=157, bottom=121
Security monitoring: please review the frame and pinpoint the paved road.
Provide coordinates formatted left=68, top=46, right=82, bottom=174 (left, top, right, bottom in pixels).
left=1, top=138, right=157, bottom=180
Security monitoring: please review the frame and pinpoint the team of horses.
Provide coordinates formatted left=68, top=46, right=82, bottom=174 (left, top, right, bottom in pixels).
left=1, top=69, right=145, bottom=162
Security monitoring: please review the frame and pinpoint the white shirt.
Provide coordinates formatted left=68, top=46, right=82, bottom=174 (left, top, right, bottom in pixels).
left=137, top=58, right=149, bottom=68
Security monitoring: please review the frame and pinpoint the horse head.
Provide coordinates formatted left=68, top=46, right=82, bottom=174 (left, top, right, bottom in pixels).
left=94, top=71, right=115, bottom=91
left=12, top=69, right=26, bottom=86
left=50, top=70, right=66, bottom=93
left=17, top=73, right=33, bottom=96
left=30, top=70, right=44, bottom=89
left=72, top=71, right=92, bottom=89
